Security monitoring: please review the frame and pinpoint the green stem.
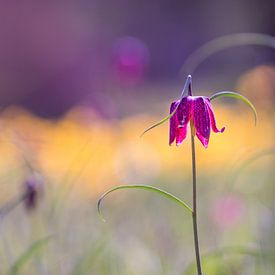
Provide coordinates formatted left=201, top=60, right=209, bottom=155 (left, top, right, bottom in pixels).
left=191, top=133, right=202, bottom=275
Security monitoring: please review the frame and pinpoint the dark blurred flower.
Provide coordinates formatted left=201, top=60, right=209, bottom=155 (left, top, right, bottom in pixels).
left=112, top=36, right=150, bottom=85
left=23, top=173, right=43, bottom=210
left=169, top=96, right=225, bottom=147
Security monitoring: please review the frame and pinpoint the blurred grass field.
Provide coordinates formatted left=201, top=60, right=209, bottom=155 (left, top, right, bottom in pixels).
left=0, top=70, right=274, bottom=274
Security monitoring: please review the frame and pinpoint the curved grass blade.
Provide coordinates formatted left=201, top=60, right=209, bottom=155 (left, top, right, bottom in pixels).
left=227, top=147, right=275, bottom=190
left=141, top=75, right=192, bottom=137
left=140, top=111, right=176, bottom=137
left=71, top=240, right=106, bottom=275
left=180, top=33, right=275, bottom=75
left=140, top=97, right=181, bottom=137
left=8, top=236, right=52, bottom=275
left=97, top=184, right=192, bottom=222
left=210, top=91, right=257, bottom=125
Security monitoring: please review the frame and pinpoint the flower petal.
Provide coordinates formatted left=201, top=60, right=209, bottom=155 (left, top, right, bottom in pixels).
left=205, top=99, right=225, bottom=133
left=175, top=97, right=192, bottom=145
left=169, top=98, right=192, bottom=146
left=177, top=97, right=192, bottom=126
left=192, top=97, right=211, bottom=148
left=169, top=100, right=180, bottom=145
left=176, top=123, right=188, bottom=146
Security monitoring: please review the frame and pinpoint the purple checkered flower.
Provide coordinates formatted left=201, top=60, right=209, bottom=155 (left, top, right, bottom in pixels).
left=169, top=96, right=225, bottom=148
left=142, top=75, right=256, bottom=148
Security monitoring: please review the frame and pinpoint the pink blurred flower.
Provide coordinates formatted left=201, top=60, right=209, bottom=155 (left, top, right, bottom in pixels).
left=211, top=195, right=245, bottom=229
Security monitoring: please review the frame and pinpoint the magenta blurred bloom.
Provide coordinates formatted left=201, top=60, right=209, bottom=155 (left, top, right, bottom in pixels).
left=112, top=36, right=150, bottom=85
left=169, top=96, right=225, bottom=148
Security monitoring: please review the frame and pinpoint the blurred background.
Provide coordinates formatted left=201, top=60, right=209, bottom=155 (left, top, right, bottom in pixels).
left=0, top=1, right=274, bottom=274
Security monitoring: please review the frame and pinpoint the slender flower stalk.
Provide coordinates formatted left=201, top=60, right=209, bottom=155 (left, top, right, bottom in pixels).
left=188, top=77, right=202, bottom=274
left=190, top=120, right=202, bottom=275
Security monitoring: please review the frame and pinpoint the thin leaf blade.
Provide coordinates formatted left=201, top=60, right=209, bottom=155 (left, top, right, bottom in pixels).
left=8, top=236, right=51, bottom=275
left=140, top=101, right=181, bottom=137
left=141, top=75, right=192, bottom=137
left=97, top=184, right=192, bottom=222
left=140, top=113, right=173, bottom=137
left=210, top=91, right=257, bottom=125
left=71, top=240, right=106, bottom=275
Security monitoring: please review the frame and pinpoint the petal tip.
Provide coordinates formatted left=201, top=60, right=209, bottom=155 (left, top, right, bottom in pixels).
left=202, top=139, right=209, bottom=148
left=197, top=135, right=209, bottom=148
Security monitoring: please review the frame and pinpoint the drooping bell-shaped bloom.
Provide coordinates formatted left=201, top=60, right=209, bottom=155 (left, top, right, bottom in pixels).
left=142, top=75, right=256, bottom=146
left=169, top=96, right=225, bottom=148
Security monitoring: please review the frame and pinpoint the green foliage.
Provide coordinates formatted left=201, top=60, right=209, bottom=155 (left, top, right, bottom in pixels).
left=210, top=91, right=257, bottom=125
left=228, top=148, right=275, bottom=187
left=141, top=108, right=177, bottom=137
left=181, top=33, right=275, bottom=75
left=8, top=236, right=51, bottom=275
left=184, top=246, right=275, bottom=275
left=71, top=241, right=106, bottom=275
left=141, top=75, right=192, bottom=137
left=98, top=184, right=192, bottom=222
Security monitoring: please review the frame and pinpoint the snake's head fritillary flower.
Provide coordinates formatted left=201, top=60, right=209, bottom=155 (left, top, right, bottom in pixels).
left=169, top=96, right=225, bottom=148
left=141, top=75, right=257, bottom=145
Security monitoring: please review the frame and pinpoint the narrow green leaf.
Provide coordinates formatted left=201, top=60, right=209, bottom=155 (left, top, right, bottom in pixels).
left=140, top=113, right=173, bottom=137
left=210, top=91, right=257, bottom=125
left=71, top=241, right=106, bottom=275
left=97, top=184, right=192, bottom=221
left=141, top=75, right=192, bottom=137
left=228, top=147, right=275, bottom=189
left=8, top=236, right=51, bottom=275
left=140, top=103, right=180, bottom=137
left=180, top=33, right=275, bottom=75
